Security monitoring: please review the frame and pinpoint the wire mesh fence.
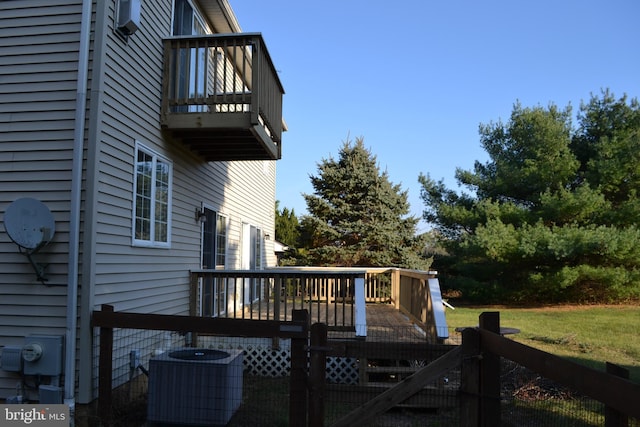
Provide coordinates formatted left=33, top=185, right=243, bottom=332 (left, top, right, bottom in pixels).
left=499, top=358, right=639, bottom=427
left=92, top=328, right=297, bottom=427
left=90, top=313, right=639, bottom=427
left=324, top=326, right=460, bottom=427
left=448, top=326, right=640, bottom=427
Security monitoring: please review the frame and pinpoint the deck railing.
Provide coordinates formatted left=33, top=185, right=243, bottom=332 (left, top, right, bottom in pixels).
left=190, top=269, right=367, bottom=336
left=189, top=267, right=448, bottom=341
left=390, top=269, right=448, bottom=340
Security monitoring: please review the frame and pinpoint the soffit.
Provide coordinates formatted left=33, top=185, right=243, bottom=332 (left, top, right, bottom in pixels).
left=197, top=0, right=241, bottom=33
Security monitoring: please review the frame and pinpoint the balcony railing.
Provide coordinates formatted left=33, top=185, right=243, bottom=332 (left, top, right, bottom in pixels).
left=162, top=33, right=284, bottom=161
left=189, top=267, right=448, bottom=341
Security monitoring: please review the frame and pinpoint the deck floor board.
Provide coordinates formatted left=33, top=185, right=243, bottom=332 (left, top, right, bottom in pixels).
left=242, top=301, right=430, bottom=342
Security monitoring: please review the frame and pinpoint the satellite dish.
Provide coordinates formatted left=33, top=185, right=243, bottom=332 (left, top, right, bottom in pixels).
left=4, top=198, right=55, bottom=251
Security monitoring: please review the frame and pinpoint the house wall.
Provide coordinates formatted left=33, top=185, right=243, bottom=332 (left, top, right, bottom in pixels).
left=0, top=0, right=279, bottom=403
left=0, top=0, right=84, bottom=400
left=77, top=0, right=278, bottom=402
left=85, top=0, right=276, bottom=312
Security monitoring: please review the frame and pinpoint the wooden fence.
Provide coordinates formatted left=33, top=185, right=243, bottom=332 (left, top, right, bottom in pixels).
left=92, top=304, right=309, bottom=427
left=460, top=312, right=640, bottom=426
left=91, top=307, right=640, bottom=426
left=313, top=311, right=640, bottom=427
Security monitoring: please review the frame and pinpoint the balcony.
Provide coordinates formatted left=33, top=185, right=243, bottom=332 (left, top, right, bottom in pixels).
left=161, top=34, right=284, bottom=161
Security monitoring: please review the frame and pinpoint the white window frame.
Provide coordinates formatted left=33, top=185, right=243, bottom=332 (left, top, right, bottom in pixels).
left=215, top=212, right=228, bottom=268
left=132, top=142, right=172, bottom=248
left=242, top=223, right=264, bottom=304
left=214, top=212, right=229, bottom=316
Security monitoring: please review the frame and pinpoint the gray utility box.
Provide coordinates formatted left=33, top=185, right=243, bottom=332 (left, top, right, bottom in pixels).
left=39, top=385, right=63, bottom=404
left=0, top=347, right=23, bottom=372
left=23, top=335, right=64, bottom=376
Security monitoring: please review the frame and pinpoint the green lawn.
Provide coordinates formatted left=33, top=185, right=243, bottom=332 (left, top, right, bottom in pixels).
left=444, top=305, right=640, bottom=383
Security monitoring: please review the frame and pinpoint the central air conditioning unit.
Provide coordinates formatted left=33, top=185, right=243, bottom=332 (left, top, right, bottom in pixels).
left=147, top=348, right=243, bottom=426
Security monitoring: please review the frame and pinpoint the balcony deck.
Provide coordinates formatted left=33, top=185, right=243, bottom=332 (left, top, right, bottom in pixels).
left=162, top=34, right=284, bottom=161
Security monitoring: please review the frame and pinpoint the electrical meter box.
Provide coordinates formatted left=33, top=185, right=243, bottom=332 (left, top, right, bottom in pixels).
left=23, top=335, right=63, bottom=376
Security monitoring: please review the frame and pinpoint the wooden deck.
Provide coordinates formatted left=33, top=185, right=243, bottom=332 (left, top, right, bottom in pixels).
left=363, top=303, right=431, bottom=342
left=192, top=268, right=447, bottom=343
left=242, top=301, right=433, bottom=343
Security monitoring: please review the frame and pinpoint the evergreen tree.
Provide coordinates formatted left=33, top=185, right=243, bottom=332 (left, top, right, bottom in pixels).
left=420, top=91, right=640, bottom=303
left=275, top=201, right=300, bottom=247
left=301, top=138, right=431, bottom=269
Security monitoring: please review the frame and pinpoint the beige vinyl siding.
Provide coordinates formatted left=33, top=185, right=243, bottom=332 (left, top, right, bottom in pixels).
left=225, top=160, right=277, bottom=267
left=1, top=0, right=281, bottom=404
left=88, top=0, right=279, bottom=315
left=0, top=0, right=83, bottom=398
left=89, top=0, right=194, bottom=317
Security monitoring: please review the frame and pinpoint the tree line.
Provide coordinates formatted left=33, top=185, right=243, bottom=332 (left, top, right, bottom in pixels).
left=277, top=91, right=640, bottom=304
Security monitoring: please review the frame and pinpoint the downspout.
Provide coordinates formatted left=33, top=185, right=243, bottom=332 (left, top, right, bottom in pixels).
left=65, top=0, right=92, bottom=412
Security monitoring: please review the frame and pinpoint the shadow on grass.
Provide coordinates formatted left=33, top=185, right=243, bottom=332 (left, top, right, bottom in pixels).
left=502, top=398, right=604, bottom=427
left=229, top=375, right=289, bottom=427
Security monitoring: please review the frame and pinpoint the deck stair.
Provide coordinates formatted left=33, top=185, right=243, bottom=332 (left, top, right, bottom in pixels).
left=357, top=357, right=457, bottom=410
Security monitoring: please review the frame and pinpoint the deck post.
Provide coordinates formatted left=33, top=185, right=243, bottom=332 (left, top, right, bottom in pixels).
left=189, top=271, right=199, bottom=316
left=189, top=272, right=200, bottom=346
left=354, top=277, right=367, bottom=337
left=479, top=312, right=501, bottom=426
left=289, top=309, right=309, bottom=427
left=390, top=268, right=401, bottom=307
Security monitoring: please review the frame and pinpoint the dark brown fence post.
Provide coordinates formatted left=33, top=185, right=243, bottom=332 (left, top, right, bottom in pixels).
left=290, top=309, right=309, bottom=427
left=479, top=312, right=501, bottom=427
left=605, top=362, right=630, bottom=427
left=460, top=327, right=481, bottom=427
left=98, top=304, right=114, bottom=426
left=308, top=323, right=327, bottom=427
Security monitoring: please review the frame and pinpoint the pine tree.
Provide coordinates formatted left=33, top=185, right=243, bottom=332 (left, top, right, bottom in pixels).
left=301, top=138, right=431, bottom=269
left=419, top=91, right=640, bottom=303
left=275, top=201, right=300, bottom=247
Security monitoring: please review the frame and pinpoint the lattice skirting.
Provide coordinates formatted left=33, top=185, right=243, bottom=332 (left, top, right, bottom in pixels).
left=243, top=344, right=291, bottom=377
left=326, top=356, right=359, bottom=384
left=197, top=336, right=358, bottom=382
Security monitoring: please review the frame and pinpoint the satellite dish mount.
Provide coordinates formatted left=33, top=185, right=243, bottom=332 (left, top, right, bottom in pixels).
left=3, top=198, right=56, bottom=285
